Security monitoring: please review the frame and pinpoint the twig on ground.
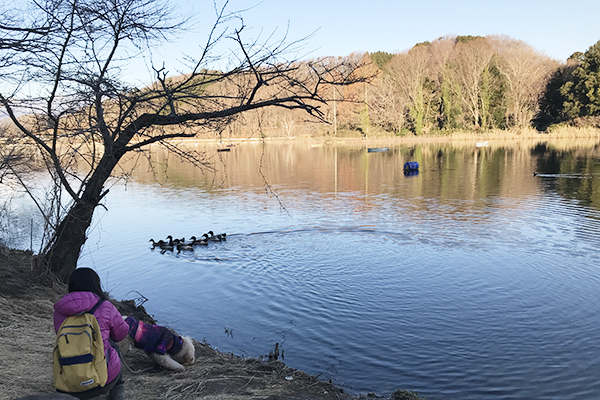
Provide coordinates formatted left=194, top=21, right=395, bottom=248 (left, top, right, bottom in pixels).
left=240, top=374, right=255, bottom=389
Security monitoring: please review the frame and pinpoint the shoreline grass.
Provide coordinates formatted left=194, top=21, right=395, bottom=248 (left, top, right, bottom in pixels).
left=0, top=247, right=426, bottom=400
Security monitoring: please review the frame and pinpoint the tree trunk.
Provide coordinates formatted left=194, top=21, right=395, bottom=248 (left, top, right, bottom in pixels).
left=39, top=156, right=118, bottom=283
left=41, top=198, right=97, bottom=282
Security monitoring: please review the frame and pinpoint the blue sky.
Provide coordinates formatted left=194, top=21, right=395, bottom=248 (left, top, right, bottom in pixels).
left=157, top=0, right=599, bottom=61
left=4, top=1, right=596, bottom=113
left=125, top=0, right=599, bottom=84
left=6, top=0, right=598, bottom=88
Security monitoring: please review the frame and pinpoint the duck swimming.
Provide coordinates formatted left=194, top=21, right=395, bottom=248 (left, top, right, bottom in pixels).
left=159, top=243, right=174, bottom=252
left=207, top=231, right=226, bottom=241
left=150, top=232, right=225, bottom=252
left=177, top=243, right=194, bottom=252
left=149, top=239, right=167, bottom=248
left=189, top=236, right=208, bottom=246
left=150, top=238, right=175, bottom=251
left=206, top=231, right=220, bottom=241
left=166, top=236, right=185, bottom=245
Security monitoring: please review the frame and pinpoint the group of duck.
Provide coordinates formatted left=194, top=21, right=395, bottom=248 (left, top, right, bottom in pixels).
left=149, top=231, right=226, bottom=253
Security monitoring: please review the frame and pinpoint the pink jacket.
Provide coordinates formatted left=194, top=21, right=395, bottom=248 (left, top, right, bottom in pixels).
left=54, top=291, right=129, bottom=384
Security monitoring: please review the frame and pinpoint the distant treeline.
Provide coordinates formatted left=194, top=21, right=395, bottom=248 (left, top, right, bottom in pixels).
left=220, top=35, right=600, bottom=138
left=366, top=35, right=558, bottom=134
left=2, top=35, right=598, bottom=140
left=365, top=35, right=600, bottom=135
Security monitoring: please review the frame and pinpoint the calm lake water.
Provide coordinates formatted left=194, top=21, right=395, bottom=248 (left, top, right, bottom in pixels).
left=7, top=138, right=600, bottom=399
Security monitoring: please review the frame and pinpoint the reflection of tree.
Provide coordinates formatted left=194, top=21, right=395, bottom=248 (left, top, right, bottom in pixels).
left=135, top=141, right=600, bottom=247
left=123, top=140, right=600, bottom=209
left=0, top=0, right=367, bottom=282
left=534, top=145, right=600, bottom=210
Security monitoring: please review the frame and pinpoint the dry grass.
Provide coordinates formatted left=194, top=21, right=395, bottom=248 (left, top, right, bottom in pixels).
left=448, top=126, right=600, bottom=140
left=326, top=126, right=600, bottom=141
left=0, top=296, right=58, bottom=399
left=0, top=249, right=414, bottom=400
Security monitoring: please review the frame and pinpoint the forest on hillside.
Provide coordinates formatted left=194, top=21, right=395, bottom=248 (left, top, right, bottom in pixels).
left=220, top=35, right=600, bottom=139
left=1, top=34, right=599, bottom=140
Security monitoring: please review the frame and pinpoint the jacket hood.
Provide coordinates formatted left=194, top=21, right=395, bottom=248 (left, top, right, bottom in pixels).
left=54, top=291, right=102, bottom=317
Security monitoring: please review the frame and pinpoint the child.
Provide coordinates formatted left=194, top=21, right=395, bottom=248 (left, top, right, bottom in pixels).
left=53, top=268, right=129, bottom=399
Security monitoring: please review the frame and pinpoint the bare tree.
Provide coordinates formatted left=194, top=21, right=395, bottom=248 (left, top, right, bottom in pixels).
left=429, top=37, right=459, bottom=129
left=447, top=37, right=495, bottom=128
left=384, top=45, right=431, bottom=135
left=281, top=113, right=296, bottom=137
left=0, top=0, right=366, bottom=282
left=489, top=35, right=558, bottom=128
left=0, top=5, right=52, bottom=72
left=371, top=71, right=408, bottom=134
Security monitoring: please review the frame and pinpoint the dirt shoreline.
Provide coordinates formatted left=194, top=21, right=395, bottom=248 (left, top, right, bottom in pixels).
left=0, top=248, right=424, bottom=400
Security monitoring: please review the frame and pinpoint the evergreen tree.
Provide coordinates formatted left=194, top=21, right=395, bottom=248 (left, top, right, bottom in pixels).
left=561, top=41, right=600, bottom=118
left=456, top=35, right=483, bottom=44
left=369, top=51, right=394, bottom=71
left=534, top=65, right=574, bottom=129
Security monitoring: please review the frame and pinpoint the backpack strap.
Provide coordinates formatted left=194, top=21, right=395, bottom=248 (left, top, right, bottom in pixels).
left=86, top=299, right=109, bottom=364
left=88, top=299, right=104, bottom=315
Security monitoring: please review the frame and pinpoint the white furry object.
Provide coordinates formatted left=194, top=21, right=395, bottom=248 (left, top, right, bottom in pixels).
left=149, top=335, right=195, bottom=371
left=122, top=316, right=195, bottom=371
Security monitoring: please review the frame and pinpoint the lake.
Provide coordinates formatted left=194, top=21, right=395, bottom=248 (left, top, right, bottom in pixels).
left=7, top=138, right=600, bottom=399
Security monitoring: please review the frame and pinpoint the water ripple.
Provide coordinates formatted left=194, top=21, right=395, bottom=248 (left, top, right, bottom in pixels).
left=76, top=171, right=600, bottom=400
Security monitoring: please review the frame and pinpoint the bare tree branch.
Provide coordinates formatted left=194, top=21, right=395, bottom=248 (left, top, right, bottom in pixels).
left=0, top=0, right=368, bottom=282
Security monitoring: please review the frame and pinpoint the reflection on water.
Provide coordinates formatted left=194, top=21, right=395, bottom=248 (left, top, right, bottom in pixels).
left=6, top=139, right=600, bottom=399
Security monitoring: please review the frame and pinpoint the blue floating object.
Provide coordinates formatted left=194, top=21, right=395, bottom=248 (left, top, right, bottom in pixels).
left=403, top=161, right=419, bottom=171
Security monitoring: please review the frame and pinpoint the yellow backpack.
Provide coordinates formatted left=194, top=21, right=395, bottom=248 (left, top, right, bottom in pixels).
left=53, top=300, right=108, bottom=393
